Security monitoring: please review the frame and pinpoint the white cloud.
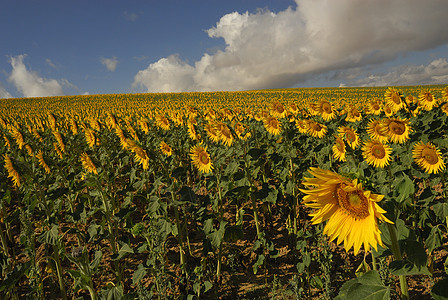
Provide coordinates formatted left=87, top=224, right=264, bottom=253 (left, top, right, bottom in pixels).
left=124, top=11, right=139, bottom=21
left=46, top=58, right=58, bottom=69
left=0, top=83, right=12, bottom=99
left=8, top=54, right=66, bottom=97
left=101, top=57, right=118, bottom=72
left=133, top=0, right=448, bottom=92
left=343, top=58, right=448, bottom=87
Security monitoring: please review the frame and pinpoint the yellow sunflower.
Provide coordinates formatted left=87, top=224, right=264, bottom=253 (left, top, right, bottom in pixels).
left=383, top=103, right=394, bottom=117
left=362, top=140, right=392, bottom=168
left=300, top=167, right=393, bottom=255
left=3, top=135, right=11, bottom=149
left=190, top=144, right=213, bottom=174
left=418, top=91, right=437, bottom=111
left=80, top=152, right=98, bottom=174
left=307, top=120, right=327, bottom=138
left=270, top=101, right=288, bottom=118
left=442, top=86, right=448, bottom=101
left=366, top=119, right=388, bottom=143
left=338, top=126, right=360, bottom=149
left=216, top=122, right=234, bottom=147
left=440, top=102, right=448, bottom=116
left=188, top=123, right=200, bottom=141
left=366, top=99, right=382, bottom=115
left=295, top=119, right=308, bottom=134
left=160, top=141, right=173, bottom=156
left=384, top=87, right=405, bottom=113
left=155, top=114, right=170, bottom=131
left=4, top=154, right=21, bottom=187
left=129, top=143, right=150, bottom=170
left=412, top=141, right=445, bottom=174
left=263, top=116, right=281, bottom=136
left=84, top=128, right=96, bottom=148
left=36, top=150, right=51, bottom=174
left=318, top=100, right=336, bottom=121
left=345, top=106, right=362, bottom=122
left=234, top=122, right=251, bottom=140
left=332, top=136, right=346, bottom=162
left=70, top=118, right=78, bottom=135
left=380, top=118, right=411, bottom=144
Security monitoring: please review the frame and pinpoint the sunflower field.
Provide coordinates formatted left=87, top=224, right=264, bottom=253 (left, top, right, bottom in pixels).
left=1, top=85, right=448, bottom=299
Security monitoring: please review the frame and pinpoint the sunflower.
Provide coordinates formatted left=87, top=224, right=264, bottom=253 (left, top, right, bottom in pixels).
left=263, top=116, right=281, bottom=136
left=190, top=144, right=213, bottom=174
left=332, top=136, right=346, bottom=162
left=418, top=91, right=437, bottom=111
left=318, top=100, right=336, bottom=121
left=362, top=140, right=392, bottom=168
left=70, top=118, right=78, bottom=135
left=54, top=142, right=63, bottom=159
left=36, top=150, right=51, bottom=174
left=440, top=102, right=448, bottom=116
left=84, top=128, right=96, bottom=148
left=216, top=122, right=234, bottom=147
left=300, top=167, right=393, bottom=255
left=366, top=99, right=382, bottom=115
left=130, top=143, right=150, bottom=170
left=32, top=127, right=44, bottom=143
left=25, top=144, right=34, bottom=157
left=106, top=112, right=118, bottom=129
left=288, top=103, right=299, bottom=115
left=155, top=114, right=170, bottom=131
left=4, top=154, right=21, bottom=187
left=383, top=104, right=394, bottom=117
left=270, top=101, right=287, bottom=119
left=205, top=122, right=220, bottom=143
left=80, top=152, right=98, bottom=174
left=188, top=123, right=200, bottom=141
left=234, top=122, right=251, bottom=140
left=116, top=127, right=129, bottom=149
left=380, top=118, right=411, bottom=144
left=442, top=86, right=448, bottom=101
left=338, top=126, right=360, bottom=149
left=366, top=119, right=388, bottom=143
left=412, top=142, right=445, bottom=174
left=295, top=119, right=308, bottom=134
left=384, top=87, right=405, bottom=113
left=307, top=120, right=327, bottom=138
left=3, top=135, right=11, bottom=149
left=345, top=106, right=362, bottom=122
left=53, top=131, right=65, bottom=153
left=48, top=113, right=57, bottom=131
left=10, top=127, right=24, bottom=149
left=160, top=141, right=173, bottom=156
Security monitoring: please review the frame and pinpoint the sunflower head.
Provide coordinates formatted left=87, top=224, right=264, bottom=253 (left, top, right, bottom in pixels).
left=418, top=91, right=437, bottom=111
left=160, top=141, right=173, bottom=156
left=366, top=119, right=388, bottom=143
left=300, top=167, right=393, bottom=255
left=190, top=144, right=213, bottom=174
left=338, top=126, right=360, bottom=149
left=412, top=141, right=445, bottom=174
left=380, top=118, right=411, bottom=144
left=384, top=87, right=405, bottom=113
left=80, top=152, right=98, bottom=174
left=270, top=101, right=287, bottom=118
left=307, top=120, right=327, bottom=138
left=263, top=116, right=281, bottom=136
left=362, top=140, right=392, bottom=168
left=332, top=136, right=346, bottom=162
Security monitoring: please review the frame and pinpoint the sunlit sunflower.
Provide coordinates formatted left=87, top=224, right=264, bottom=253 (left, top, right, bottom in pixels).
left=25, top=144, right=34, bottom=157
left=216, top=122, right=234, bottom=146
left=345, top=106, right=362, bottom=122
left=36, top=150, right=51, bottom=174
left=412, top=141, right=445, bottom=174
left=380, top=118, right=411, bottom=144
left=318, top=100, right=336, bottom=121
left=4, top=154, right=21, bottom=187
left=366, top=119, right=388, bottom=143
left=70, top=118, right=78, bottom=135
left=366, top=99, right=382, bottom=115
left=307, top=120, right=327, bottom=138
left=190, top=144, right=213, bottom=174
left=3, top=135, right=11, bottom=149
left=295, top=119, right=308, bottom=134
left=89, top=118, right=101, bottom=131
left=442, top=86, right=448, bottom=101
left=188, top=123, right=200, bottom=141
left=234, top=122, right=251, bottom=140
left=160, top=141, right=173, bottom=156
left=270, top=101, right=287, bottom=118
left=155, top=114, right=170, bottom=131
left=383, top=103, right=394, bottom=117
left=205, top=122, right=220, bottom=143
left=53, top=131, right=65, bottom=153
left=384, top=87, right=405, bottom=113
left=84, top=128, right=96, bottom=148
left=362, top=140, right=392, bottom=168
left=10, top=127, right=24, bottom=149
left=418, top=91, right=437, bottom=111
left=130, top=143, right=149, bottom=170
left=48, top=113, right=57, bottom=131
left=263, top=116, right=281, bottom=136
left=288, top=103, right=299, bottom=115
left=80, top=152, right=98, bottom=174
left=338, top=126, right=360, bottom=149
left=440, top=102, right=448, bottom=116
left=54, top=142, right=63, bottom=159
left=332, top=136, right=346, bottom=162
left=300, top=167, right=393, bottom=255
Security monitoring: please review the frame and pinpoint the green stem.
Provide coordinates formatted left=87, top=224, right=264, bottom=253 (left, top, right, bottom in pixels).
left=371, top=252, right=377, bottom=271
left=52, top=245, right=68, bottom=300
left=251, top=193, right=262, bottom=238
left=0, top=222, right=10, bottom=258
left=386, top=223, right=409, bottom=300
left=289, top=157, right=298, bottom=236
left=173, top=198, right=187, bottom=275
left=216, top=174, right=224, bottom=281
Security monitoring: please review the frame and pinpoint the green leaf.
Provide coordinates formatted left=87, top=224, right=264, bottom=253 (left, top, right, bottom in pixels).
left=253, top=254, right=265, bottom=274
left=0, top=261, right=31, bottom=292
left=223, top=225, right=244, bottom=243
left=389, top=259, right=432, bottom=276
left=394, top=173, right=414, bottom=203
left=132, top=264, right=147, bottom=285
left=426, top=225, right=443, bottom=253
left=111, top=243, right=134, bottom=261
left=204, top=280, right=213, bottom=292
left=433, top=203, right=448, bottom=220
left=90, top=250, right=103, bottom=270
left=431, top=278, right=448, bottom=300
left=402, top=240, right=427, bottom=268
left=335, top=270, right=390, bottom=300
left=37, top=224, right=59, bottom=245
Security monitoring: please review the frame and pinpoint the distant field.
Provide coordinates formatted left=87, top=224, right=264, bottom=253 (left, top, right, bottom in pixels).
left=1, top=85, right=447, bottom=299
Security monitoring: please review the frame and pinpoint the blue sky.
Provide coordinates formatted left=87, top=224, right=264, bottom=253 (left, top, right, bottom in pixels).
left=1, top=0, right=448, bottom=99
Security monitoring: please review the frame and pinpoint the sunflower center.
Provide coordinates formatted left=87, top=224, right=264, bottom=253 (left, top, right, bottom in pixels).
left=345, top=131, right=355, bottom=143
left=372, top=103, right=380, bottom=110
left=336, top=139, right=345, bottom=151
left=389, top=121, right=405, bottom=135
left=199, top=152, right=210, bottom=165
left=352, top=109, right=360, bottom=117
left=337, top=185, right=369, bottom=219
left=424, top=93, right=433, bottom=102
left=421, top=148, right=438, bottom=165
left=322, top=103, right=332, bottom=114
left=372, top=144, right=386, bottom=159
left=391, top=93, right=401, bottom=104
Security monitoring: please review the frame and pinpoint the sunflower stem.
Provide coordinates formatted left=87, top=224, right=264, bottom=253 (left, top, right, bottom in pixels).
left=386, top=223, right=409, bottom=300
left=371, top=252, right=377, bottom=271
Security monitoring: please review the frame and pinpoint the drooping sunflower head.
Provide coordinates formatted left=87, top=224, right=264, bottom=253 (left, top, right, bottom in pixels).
left=84, top=128, right=96, bottom=148
left=412, top=141, right=445, bottom=174
left=263, top=116, right=281, bottom=136
left=4, top=154, right=21, bottom=187
left=190, top=144, right=213, bottom=174
left=216, top=122, right=234, bottom=147
left=362, top=140, right=392, bottom=168
left=80, top=152, right=98, bottom=174
left=380, top=118, right=411, bottom=144
left=36, top=150, right=51, bottom=174
left=332, top=136, right=346, bottom=162
left=300, top=167, right=393, bottom=255
left=384, top=87, right=405, bottom=113
left=366, top=119, right=388, bottom=143
left=160, top=141, right=173, bottom=156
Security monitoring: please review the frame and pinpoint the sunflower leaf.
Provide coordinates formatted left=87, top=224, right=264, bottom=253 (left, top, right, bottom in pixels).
left=335, top=270, right=390, bottom=300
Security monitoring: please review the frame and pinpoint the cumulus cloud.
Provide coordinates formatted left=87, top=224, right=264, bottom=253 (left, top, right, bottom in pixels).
left=343, top=58, right=448, bottom=87
left=8, top=55, right=66, bottom=97
left=101, top=56, right=118, bottom=72
left=0, top=83, right=12, bottom=99
left=133, top=0, right=448, bottom=92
